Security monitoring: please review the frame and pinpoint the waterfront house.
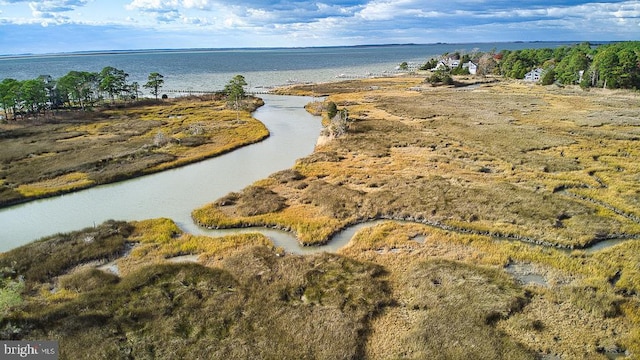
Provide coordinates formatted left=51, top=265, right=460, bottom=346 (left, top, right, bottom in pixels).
left=434, top=58, right=460, bottom=71
left=524, top=68, right=544, bottom=82
left=463, top=61, right=478, bottom=75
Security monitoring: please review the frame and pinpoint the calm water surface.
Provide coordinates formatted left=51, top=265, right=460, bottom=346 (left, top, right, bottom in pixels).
left=0, top=43, right=575, bottom=92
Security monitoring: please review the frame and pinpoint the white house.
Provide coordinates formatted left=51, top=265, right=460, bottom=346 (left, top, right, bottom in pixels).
left=524, top=68, right=544, bottom=82
left=434, top=61, right=449, bottom=71
left=462, top=61, right=478, bottom=75
left=434, top=56, right=461, bottom=71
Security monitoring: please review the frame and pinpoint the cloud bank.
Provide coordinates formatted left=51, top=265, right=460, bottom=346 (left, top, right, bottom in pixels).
left=0, top=0, right=638, bottom=54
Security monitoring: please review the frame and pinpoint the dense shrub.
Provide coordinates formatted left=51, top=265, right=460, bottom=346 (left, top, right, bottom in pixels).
left=327, top=101, right=338, bottom=119
left=426, top=71, right=454, bottom=86
left=540, top=68, right=556, bottom=85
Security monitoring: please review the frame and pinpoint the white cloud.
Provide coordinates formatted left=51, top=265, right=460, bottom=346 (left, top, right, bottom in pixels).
left=246, top=8, right=273, bottom=21
left=182, top=0, right=211, bottom=9
left=156, top=9, right=180, bottom=22
left=357, top=0, right=410, bottom=20
left=222, top=14, right=246, bottom=28
left=126, top=0, right=213, bottom=11
left=28, top=0, right=89, bottom=12
left=315, top=2, right=361, bottom=16
left=27, top=1, right=73, bottom=25
left=126, top=0, right=179, bottom=11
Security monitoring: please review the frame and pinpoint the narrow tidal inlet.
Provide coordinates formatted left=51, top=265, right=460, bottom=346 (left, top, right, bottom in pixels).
left=0, top=95, right=323, bottom=252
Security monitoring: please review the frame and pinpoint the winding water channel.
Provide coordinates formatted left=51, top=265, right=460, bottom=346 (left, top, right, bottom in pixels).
left=0, top=95, right=634, bottom=255
left=0, top=95, right=326, bottom=253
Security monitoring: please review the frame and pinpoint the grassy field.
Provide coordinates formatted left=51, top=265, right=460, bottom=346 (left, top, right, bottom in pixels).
left=0, top=96, right=268, bottom=207
left=1, top=77, right=640, bottom=359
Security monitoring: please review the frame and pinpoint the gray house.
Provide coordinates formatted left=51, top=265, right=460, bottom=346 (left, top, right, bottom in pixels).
left=524, top=68, right=544, bottom=82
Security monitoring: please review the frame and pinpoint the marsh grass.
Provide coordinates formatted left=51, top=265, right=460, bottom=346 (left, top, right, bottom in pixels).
left=58, top=268, right=120, bottom=294
left=16, top=172, right=94, bottom=197
left=2, top=213, right=639, bottom=358
left=223, top=186, right=288, bottom=216
left=2, top=220, right=391, bottom=359
left=339, top=220, right=639, bottom=358
left=363, top=257, right=534, bottom=359
left=193, top=78, right=640, bottom=357
left=340, top=221, right=640, bottom=358
left=193, top=203, right=343, bottom=245
left=0, top=220, right=131, bottom=284
left=129, top=217, right=182, bottom=243
left=196, top=79, right=640, bottom=250
left=0, top=96, right=268, bottom=207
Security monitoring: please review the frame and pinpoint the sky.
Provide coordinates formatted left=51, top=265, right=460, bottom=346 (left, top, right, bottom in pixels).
left=0, top=0, right=638, bottom=55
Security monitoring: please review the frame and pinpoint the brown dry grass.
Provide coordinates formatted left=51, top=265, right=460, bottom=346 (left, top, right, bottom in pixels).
left=192, top=77, right=640, bottom=358
left=195, top=78, right=640, bottom=249
left=2, top=213, right=639, bottom=358
left=0, top=220, right=390, bottom=360
left=338, top=220, right=639, bottom=358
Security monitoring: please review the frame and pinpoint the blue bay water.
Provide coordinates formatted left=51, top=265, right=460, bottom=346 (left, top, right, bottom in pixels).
left=0, top=42, right=576, bottom=93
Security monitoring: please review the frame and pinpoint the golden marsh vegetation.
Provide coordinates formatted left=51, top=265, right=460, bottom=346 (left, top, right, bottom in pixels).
left=0, top=96, right=267, bottom=207
left=197, top=78, right=640, bottom=249
left=1, top=77, right=640, bottom=359
left=194, top=77, right=640, bottom=358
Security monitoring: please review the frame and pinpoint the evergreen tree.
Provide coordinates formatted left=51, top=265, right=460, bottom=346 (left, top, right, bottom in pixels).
left=555, top=48, right=591, bottom=84
left=0, top=78, right=20, bottom=121
left=99, top=66, right=128, bottom=102
left=224, top=75, right=248, bottom=119
left=540, top=68, right=556, bottom=85
left=144, top=72, right=164, bottom=100
left=58, top=71, right=98, bottom=110
left=19, top=78, right=47, bottom=118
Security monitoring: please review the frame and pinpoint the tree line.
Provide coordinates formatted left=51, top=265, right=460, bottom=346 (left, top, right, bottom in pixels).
left=0, top=67, right=164, bottom=121
left=422, top=41, right=640, bottom=90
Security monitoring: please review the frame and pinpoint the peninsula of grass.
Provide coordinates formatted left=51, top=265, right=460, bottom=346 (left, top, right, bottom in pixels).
left=195, top=77, right=640, bottom=250
left=0, top=95, right=268, bottom=207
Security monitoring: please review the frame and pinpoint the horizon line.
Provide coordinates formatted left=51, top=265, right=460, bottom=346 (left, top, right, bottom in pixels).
left=0, top=40, right=614, bottom=59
